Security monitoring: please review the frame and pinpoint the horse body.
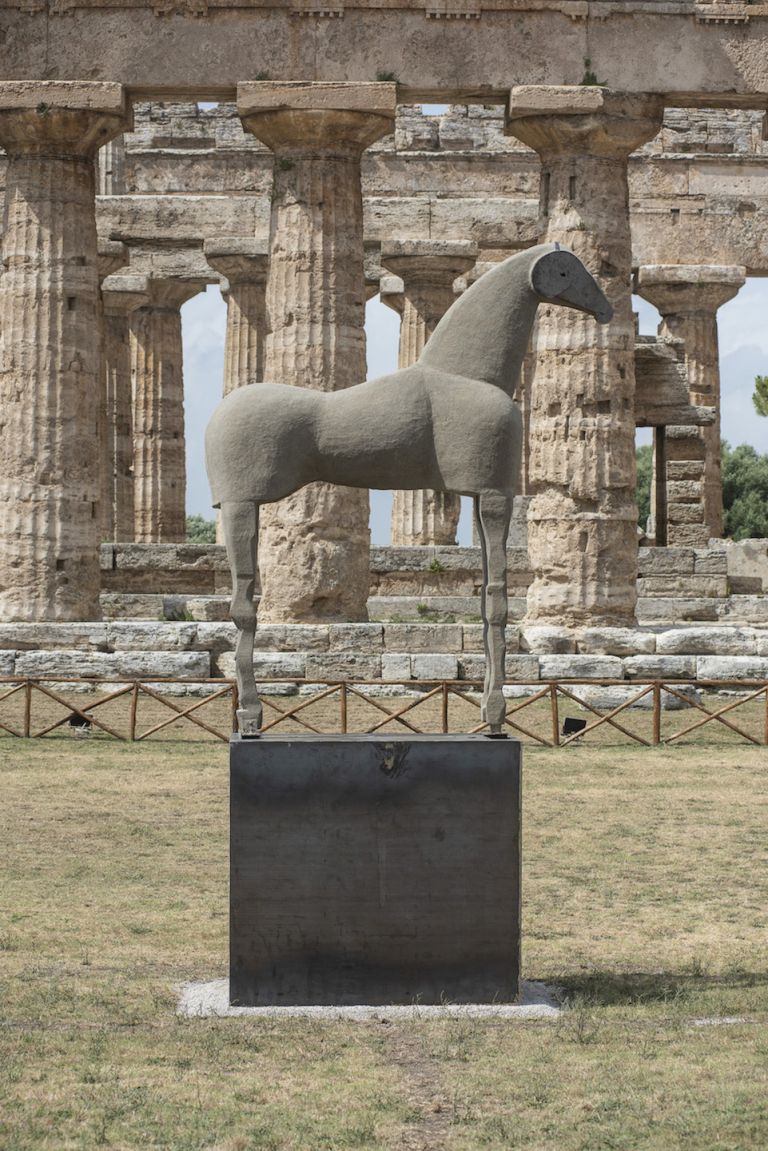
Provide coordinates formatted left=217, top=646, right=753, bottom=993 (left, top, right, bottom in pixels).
left=207, top=364, right=522, bottom=502
left=206, top=242, right=613, bottom=736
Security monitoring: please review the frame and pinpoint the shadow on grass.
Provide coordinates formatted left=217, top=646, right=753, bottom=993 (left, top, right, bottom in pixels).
left=554, top=969, right=768, bottom=1007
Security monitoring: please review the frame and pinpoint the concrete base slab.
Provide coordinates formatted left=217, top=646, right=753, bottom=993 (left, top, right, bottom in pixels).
left=177, top=978, right=560, bottom=1020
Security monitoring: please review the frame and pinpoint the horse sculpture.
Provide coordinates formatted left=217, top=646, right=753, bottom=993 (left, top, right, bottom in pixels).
left=206, top=242, right=612, bottom=736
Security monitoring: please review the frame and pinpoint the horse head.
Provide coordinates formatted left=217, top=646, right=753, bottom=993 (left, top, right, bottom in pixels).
left=530, top=246, right=613, bottom=324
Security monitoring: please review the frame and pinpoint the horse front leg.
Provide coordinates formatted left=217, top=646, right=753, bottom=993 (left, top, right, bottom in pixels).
left=476, top=490, right=512, bottom=735
left=220, top=500, right=262, bottom=737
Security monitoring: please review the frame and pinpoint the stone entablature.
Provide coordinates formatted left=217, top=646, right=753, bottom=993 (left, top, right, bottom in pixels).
left=5, top=1, right=768, bottom=99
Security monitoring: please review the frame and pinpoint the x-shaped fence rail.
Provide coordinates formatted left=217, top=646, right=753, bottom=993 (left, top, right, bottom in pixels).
left=1, top=677, right=768, bottom=747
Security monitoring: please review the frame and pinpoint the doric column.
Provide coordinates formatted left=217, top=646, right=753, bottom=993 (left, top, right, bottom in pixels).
left=130, top=278, right=206, bottom=543
left=636, top=265, right=745, bottom=540
left=507, top=87, right=663, bottom=627
left=97, top=241, right=130, bottom=541
left=381, top=241, right=476, bottom=546
left=204, top=238, right=269, bottom=395
left=0, top=82, right=130, bottom=622
left=238, top=81, right=396, bottom=622
left=101, top=275, right=149, bottom=541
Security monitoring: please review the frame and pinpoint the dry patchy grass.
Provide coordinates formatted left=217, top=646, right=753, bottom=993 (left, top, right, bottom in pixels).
left=0, top=736, right=767, bottom=1150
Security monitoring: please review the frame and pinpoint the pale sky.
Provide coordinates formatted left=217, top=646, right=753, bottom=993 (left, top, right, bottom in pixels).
left=183, top=280, right=768, bottom=545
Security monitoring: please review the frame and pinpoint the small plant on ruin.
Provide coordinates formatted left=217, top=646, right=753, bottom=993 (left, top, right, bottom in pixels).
left=580, top=58, right=606, bottom=87
left=375, top=70, right=398, bottom=83
left=429, top=557, right=445, bottom=573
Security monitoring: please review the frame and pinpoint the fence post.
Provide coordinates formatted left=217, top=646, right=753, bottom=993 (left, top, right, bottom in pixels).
left=129, top=681, right=139, bottom=742
left=653, top=682, right=661, bottom=746
left=340, top=681, right=348, bottom=734
left=550, top=682, right=560, bottom=747
left=23, top=680, right=31, bottom=738
left=441, top=681, right=449, bottom=734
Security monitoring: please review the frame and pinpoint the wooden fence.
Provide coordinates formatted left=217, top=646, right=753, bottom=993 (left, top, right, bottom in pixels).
left=1, top=676, right=768, bottom=747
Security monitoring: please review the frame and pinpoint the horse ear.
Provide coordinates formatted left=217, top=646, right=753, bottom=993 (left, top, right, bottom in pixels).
left=530, top=249, right=576, bottom=298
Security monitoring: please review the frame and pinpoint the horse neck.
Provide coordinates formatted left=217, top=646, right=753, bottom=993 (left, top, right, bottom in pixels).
left=417, top=248, right=542, bottom=396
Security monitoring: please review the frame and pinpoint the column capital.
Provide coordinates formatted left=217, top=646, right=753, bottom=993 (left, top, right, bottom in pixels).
left=507, top=86, right=663, bottom=157
left=204, top=237, right=269, bottom=287
left=101, top=274, right=150, bottom=317
left=380, top=240, right=477, bottom=286
left=142, top=277, right=208, bottom=312
left=97, top=239, right=129, bottom=281
left=0, top=81, right=131, bottom=156
left=636, top=264, right=746, bottom=315
left=238, top=81, right=396, bottom=153
left=379, top=273, right=404, bottom=315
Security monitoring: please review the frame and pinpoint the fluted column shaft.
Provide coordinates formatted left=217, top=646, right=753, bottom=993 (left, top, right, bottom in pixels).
left=508, top=87, right=663, bottom=627
left=239, top=82, right=396, bottom=623
left=102, top=276, right=148, bottom=541
left=130, top=279, right=203, bottom=543
left=381, top=242, right=476, bottom=547
left=636, top=265, right=745, bottom=540
left=0, top=84, right=129, bottom=622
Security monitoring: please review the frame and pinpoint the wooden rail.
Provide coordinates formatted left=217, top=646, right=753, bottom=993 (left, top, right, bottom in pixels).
left=1, top=676, right=768, bottom=747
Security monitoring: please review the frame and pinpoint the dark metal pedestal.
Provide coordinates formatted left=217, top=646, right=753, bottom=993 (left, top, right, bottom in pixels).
left=230, top=733, right=521, bottom=1006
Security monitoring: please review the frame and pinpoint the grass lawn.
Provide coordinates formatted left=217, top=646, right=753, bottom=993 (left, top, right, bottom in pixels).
left=1, top=735, right=767, bottom=1150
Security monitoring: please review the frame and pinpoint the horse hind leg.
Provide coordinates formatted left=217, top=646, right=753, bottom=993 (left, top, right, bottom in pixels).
left=220, top=500, right=262, bottom=737
left=476, top=491, right=512, bottom=736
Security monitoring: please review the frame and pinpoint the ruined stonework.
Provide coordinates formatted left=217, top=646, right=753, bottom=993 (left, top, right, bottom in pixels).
left=381, top=241, right=477, bottom=547
left=507, top=87, right=664, bottom=628
left=238, top=82, right=396, bottom=623
left=130, top=279, right=205, bottom=544
left=0, top=83, right=129, bottom=622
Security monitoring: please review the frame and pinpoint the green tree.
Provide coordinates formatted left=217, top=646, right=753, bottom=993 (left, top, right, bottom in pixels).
left=635, top=443, right=653, bottom=531
left=753, top=375, right=768, bottom=418
left=722, top=441, right=768, bottom=540
left=185, top=514, right=216, bottom=544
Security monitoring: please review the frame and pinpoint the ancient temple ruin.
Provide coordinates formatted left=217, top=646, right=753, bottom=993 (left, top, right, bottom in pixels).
left=1, top=3, right=768, bottom=683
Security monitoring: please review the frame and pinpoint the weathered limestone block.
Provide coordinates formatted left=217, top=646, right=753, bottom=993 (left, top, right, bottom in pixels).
left=637, top=575, right=728, bottom=598
left=368, top=596, right=485, bottom=622
left=755, top=635, right=768, bottom=657
left=693, top=549, right=728, bottom=575
left=0, top=82, right=130, bottom=622
left=381, top=241, right=477, bottom=547
left=383, top=624, right=463, bottom=653
left=381, top=653, right=412, bottom=680
left=716, top=597, right=768, bottom=624
left=100, top=593, right=166, bottom=620
left=504, top=655, right=540, bottom=680
left=0, top=623, right=109, bottom=651
left=328, top=624, right=385, bottom=652
left=458, top=654, right=488, bottom=681
left=411, top=653, right=459, bottom=680
left=0, top=652, right=16, bottom=675
left=507, top=87, right=663, bottom=627
left=656, top=627, right=756, bottom=656
left=696, top=655, right=768, bottom=680
left=637, top=598, right=720, bottom=623
left=304, top=652, right=383, bottom=681
left=624, top=655, right=697, bottom=679
left=239, top=82, right=396, bottom=622
left=104, top=622, right=198, bottom=651
left=637, top=547, right=695, bottom=575
left=577, top=627, right=656, bottom=656
left=131, top=277, right=207, bottom=543
left=637, top=265, right=745, bottom=540
left=538, top=655, right=624, bottom=680
left=722, top=540, right=768, bottom=592
left=218, top=651, right=306, bottom=680
left=101, top=274, right=149, bottom=542
left=13, top=649, right=210, bottom=678
left=519, top=625, right=576, bottom=655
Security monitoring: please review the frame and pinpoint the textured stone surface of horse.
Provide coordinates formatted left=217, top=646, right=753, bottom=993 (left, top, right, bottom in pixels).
left=206, top=243, right=612, bottom=735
